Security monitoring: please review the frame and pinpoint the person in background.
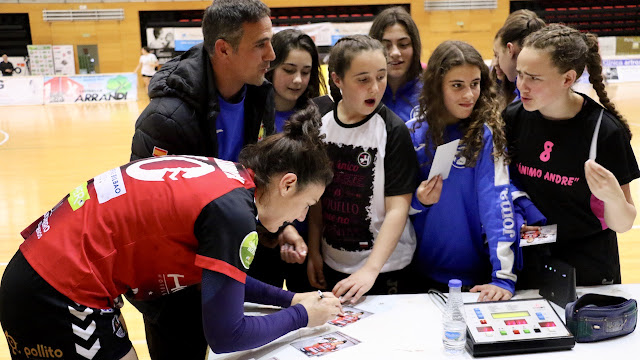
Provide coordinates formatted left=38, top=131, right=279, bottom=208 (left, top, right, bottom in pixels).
left=308, top=35, right=419, bottom=304
left=506, top=24, right=639, bottom=288
left=369, top=7, right=423, bottom=123
left=78, top=48, right=96, bottom=74
left=0, top=106, right=342, bottom=360
left=250, top=28, right=327, bottom=292
left=491, top=57, right=517, bottom=111
left=267, top=29, right=326, bottom=132
left=407, top=40, right=517, bottom=301
left=493, top=9, right=545, bottom=103
left=0, top=54, right=13, bottom=76
left=133, top=47, right=159, bottom=94
left=129, top=1, right=277, bottom=359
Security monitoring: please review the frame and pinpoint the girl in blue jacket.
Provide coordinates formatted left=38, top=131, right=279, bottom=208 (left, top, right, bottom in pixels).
left=407, top=41, right=517, bottom=301
left=369, top=7, right=423, bottom=123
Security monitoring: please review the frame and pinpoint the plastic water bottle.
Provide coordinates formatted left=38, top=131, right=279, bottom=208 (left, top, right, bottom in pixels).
left=442, top=279, right=466, bottom=355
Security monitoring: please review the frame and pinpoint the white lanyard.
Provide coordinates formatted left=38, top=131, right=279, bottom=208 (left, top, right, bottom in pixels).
left=588, top=108, right=604, bottom=160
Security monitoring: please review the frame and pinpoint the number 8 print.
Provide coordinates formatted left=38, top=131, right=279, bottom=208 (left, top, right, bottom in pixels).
left=539, top=141, right=554, bottom=162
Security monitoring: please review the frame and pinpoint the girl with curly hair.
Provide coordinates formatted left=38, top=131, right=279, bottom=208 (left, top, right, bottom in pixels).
left=407, top=40, right=517, bottom=301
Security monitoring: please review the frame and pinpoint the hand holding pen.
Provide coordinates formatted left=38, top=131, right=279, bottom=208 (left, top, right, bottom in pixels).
left=292, top=290, right=343, bottom=327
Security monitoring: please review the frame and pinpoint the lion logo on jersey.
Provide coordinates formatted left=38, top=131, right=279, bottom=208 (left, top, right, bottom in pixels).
left=125, top=156, right=215, bottom=181
left=239, top=231, right=259, bottom=269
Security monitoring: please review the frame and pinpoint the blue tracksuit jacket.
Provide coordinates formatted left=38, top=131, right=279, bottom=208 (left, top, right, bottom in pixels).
left=407, top=119, right=518, bottom=293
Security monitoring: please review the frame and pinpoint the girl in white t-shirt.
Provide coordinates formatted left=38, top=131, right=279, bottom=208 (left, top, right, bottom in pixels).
left=308, top=35, right=418, bottom=304
left=134, top=47, right=159, bottom=93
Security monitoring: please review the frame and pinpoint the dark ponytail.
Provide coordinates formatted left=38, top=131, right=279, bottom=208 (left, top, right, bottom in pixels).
left=239, top=103, right=333, bottom=191
left=524, top=24, right=631, bottom=138
left=496, top=9, right=546, bottom=48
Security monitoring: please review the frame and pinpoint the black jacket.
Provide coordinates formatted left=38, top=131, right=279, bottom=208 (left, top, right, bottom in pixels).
left=130, top=43, right=275, bottom=160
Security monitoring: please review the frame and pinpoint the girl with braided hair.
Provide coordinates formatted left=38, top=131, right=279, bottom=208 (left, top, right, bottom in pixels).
left=506, top=24, right=639, bottom=287
left=406, top=40, right=517, bottom=301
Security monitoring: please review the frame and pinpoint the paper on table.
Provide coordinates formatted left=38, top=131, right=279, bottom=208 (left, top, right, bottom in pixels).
left=427, top=139, right=460, bottom=181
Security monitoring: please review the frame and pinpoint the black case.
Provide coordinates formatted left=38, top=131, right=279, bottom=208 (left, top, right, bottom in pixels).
left=538, top=258, right=577, bottom=308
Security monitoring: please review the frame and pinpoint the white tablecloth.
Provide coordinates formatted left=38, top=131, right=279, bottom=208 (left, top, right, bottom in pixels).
left=209, top=284, right=640, bottom=360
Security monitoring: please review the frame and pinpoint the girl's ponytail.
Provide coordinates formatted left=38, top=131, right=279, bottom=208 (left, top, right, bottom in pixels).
left=239, top=103, right=333, bottom=191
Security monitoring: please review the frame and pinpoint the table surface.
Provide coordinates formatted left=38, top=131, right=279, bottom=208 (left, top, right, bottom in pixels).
left=209, top=284, right=640, bottom=360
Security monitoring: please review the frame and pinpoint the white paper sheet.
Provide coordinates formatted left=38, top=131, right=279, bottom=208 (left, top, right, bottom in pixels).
left=427, top=139, right=460, bottom=181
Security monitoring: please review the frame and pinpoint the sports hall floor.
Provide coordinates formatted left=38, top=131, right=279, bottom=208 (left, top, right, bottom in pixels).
left=1, top=83, right=640, bottom=359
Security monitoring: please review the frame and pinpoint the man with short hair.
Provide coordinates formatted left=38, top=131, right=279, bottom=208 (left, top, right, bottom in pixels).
left=130, top=0, right=275, bottom=162
left=0, top=54, right=14, bottom=76
left=128, top=1, right=276, bottom=359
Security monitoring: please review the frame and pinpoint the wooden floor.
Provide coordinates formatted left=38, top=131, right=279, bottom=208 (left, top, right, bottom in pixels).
left=1, top=83, right=640, bottom=359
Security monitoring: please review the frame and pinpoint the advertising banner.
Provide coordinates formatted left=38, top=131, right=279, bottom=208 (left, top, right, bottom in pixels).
left=174, top=27, right=203, bottom=51
left=43, top=73, right=137, bottom=104
left=616, top=36, right=640, bottom=55
left=27, top=45, right=55, bottom=75
left=52, top=45, right=76, bottom=75
left=576, top=56, right=640, bottom=84
left=0, top=76, right=44, bottom=106
left=603, top=58, right=640, bottom=83
left=146, top=27, right=176, bottom=50
left=329, top=22, right=373, bottom=45
left=274, top=22, right=333, bottom=47
left=6, top=56, right=28, bottom=76
left=273, top=22, right=372, bottom=47
left=598, top=37, right=617, bottom=57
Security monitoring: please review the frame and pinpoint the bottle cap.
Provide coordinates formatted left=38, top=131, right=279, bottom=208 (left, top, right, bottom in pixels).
left=448, top=279, right=462, bottom=288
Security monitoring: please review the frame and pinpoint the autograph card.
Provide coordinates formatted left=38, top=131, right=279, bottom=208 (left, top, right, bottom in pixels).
left=291, top=331, right=360, bottom=357
left=520, top=224, right=557, bottom=247
left=427, top=139, right=460, bottom=181
left=327, top=306, right=372, bottom=327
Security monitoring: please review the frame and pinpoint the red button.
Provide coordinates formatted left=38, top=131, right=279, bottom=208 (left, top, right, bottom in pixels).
left=513, top=330, right=520, bottom=334
left=480, top=320, right=487, bottom=324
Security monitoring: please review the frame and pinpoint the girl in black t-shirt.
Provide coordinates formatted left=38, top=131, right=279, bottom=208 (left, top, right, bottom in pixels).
left=506, top=24, right=639, bottom=287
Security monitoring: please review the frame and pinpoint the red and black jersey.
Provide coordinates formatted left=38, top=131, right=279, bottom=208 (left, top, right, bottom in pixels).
left=303, top=342, right=339, bottom=355
left=20, top=156, right=258, bottom=309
